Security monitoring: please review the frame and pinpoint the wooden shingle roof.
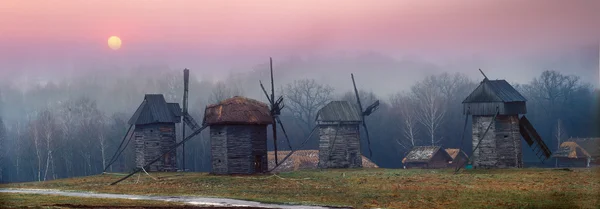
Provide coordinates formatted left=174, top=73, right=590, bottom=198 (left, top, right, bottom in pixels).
left=128, top=94, right=182, bottom=125
left=403, top=146, right=452, bottom=163
left=316, top=101, right=361, bottom=123
left=463, top=79, right=527, bottom=103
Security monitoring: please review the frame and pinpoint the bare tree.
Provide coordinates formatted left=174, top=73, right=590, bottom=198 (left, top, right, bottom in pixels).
left=554, top=119, right=567, bottom=167
left=36, top=110, right=58, bottom=181
left=30, top=112, right=42, bottom=181
left=282, top=79, right=334, bottom=132
left=97, top=113, right=108, bottom=171
left=0, top=116, right=6, bottom=182
left=412, top=77, right=446, bottom=146
left=159, top=70, right=183, bottom=102
left=389, top=92, right=420, bottom=150
left=209, top=81, right=244, bottom=104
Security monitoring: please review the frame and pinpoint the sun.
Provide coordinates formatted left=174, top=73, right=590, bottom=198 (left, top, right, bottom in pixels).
left=107, top=36, right=122, bottom=50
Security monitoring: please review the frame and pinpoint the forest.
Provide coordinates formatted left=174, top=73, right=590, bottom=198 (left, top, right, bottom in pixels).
left=0, top=61, right=598, bottom=183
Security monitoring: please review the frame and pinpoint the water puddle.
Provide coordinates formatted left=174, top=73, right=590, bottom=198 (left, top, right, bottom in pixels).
left=0, top=188, right=347, bottom=209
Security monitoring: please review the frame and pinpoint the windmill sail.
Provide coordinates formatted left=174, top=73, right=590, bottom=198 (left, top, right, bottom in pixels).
left=350, top=73, right=379, bottom=158
left=519, top=116, right=552, bottom=161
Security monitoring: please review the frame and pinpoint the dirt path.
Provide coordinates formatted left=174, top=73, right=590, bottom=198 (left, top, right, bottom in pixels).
left=0, top=188, right=346, bottom=209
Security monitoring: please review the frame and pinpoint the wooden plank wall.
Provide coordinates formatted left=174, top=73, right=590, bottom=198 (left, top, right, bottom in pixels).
left=317, top=124, right=363, bottom=169
left=134, top=123, right=177, bottom=172
left=472, top=116, right=498, bottom=168
left=210, top=125, right=228, bottom=174
left=464, top=102, right=526, bottom=116
left=210, top=125, right=268, bottom=174
left=495, top=115, right=522, bottom=168
left=472, top=115, right=522, bottom=168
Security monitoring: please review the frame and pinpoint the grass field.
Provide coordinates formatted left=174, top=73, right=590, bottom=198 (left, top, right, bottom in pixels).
left=1, top=168, right=599, bottom=208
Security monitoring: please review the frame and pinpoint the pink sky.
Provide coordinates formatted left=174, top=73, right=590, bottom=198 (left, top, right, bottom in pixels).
left=0, top=0, right=598, bottom=80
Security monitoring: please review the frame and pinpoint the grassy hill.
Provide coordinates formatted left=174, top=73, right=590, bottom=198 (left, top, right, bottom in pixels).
left=1, top=168, right=599, bottom=208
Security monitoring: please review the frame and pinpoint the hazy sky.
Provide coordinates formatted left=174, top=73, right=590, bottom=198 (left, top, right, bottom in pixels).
left=0, top=0, right=598, bottom=89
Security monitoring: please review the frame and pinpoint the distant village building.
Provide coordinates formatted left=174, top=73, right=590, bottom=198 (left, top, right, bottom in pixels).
left=402, top=146, right=453, bottom=169
left=445, top=148, right=468, bottom=167
left=463, top=78, right=528, bottom=168
left=553, top=138, right=600, bottom=167
left=203, top=96, right=273, bottom=175
left=267, top=150, right=378, bottom=173
left=315, top=101, right=363, bottom=169
left=128, top=94, right=182, bottom=172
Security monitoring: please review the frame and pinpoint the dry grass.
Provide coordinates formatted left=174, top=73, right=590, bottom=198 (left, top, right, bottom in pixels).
left=2, top=168, right=599, bottom=209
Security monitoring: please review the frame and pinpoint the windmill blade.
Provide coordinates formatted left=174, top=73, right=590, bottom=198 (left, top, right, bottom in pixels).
left=362, top=121, right=373, bottom=159
left=351, top=73, right=373, bottom=159
left=274, top=116, right=293, bottom=150
left=183, top=113, right=200, bottom=131
left=259, top=81, right=273, bottom=104
left=351, top=73, right=364, bottom=113
left=363, top=100, right=380, bottom=116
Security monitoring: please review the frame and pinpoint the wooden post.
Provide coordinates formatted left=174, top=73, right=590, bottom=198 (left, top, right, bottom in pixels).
left=182, top=68, right=189, bottom=171
left=270, top=58, right=278, bottom=165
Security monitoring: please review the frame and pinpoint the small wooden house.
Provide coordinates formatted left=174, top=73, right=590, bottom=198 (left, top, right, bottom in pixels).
left=267, top=150, right=378, bottom=173
left=128, top=94, right=182, bottom=172
left=552, top=142, right=591, bottom=167
left=553, top=138, right=600, bottom=167
left=463, top=78, right=528, bottom=168
left=315, top=101, right=363, bottom=169
left=445, top=148, right=468, bottom=167
left=203, top=96, right=273, bottom=175
left=402, top=146, right=453, bottom=169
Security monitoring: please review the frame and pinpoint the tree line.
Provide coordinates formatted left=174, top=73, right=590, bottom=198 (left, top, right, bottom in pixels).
left=0, top=67, right=597, bottom=183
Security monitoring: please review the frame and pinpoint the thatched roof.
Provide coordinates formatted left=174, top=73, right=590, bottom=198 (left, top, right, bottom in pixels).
left=403, top=146, right=452, bottom=163
left=203, top=96, right=273, bottom=125
left=445, top=148, right=468, bottom=160
left=571, top=138, right=600, bottom=157
left=553, top=141, right=591, bottom=159
left=267, top=150, right=378, bottom=172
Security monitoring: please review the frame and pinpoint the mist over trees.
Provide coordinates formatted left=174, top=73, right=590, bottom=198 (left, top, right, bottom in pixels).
left=0, top=63, right=597, bottom=183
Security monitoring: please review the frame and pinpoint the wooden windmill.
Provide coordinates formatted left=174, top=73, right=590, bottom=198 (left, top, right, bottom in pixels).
left=259, top=58, right=286, bottom=165
left=459, top=69, right=551, bottom=169
left=314, top=74, right=379, bottom=169
left=108, top=69, right=205, bottom=185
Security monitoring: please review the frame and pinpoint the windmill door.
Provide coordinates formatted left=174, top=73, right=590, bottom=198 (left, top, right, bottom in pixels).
left=254, top=155, right=263, bottom=173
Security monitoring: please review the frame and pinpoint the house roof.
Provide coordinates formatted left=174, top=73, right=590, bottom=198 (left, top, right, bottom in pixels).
left=316, top=101, right=362, bottom=122
left=203, top=96, right=273, bottom=125
left=463, top=79, right=527, bottom=103
left=565, top=138, right=600, bottom=157
left=128, top=94, right=182, bottom=125
left=445, top=148, right=468, bottom=160
left=552, top=141, right=591, bottom=159
left=267, top=150, right=378, bottom=172
left=403, top=146, right=453, bottom=163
